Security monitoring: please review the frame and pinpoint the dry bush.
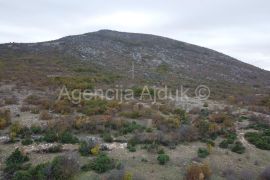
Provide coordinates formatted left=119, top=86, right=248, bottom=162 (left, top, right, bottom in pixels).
left=186, top=163, right=211, bottom=180
left=4, top=96, right=18, bottom=105
left=178, top=125, right=199, bottom=142
left=9, top=121, right=23, bottom=140
left=0, top=109, right=11, bottom=129
left=189, top=107, right=201, bottom=114
left=52, top=100, right=73, bottom=114
left=24, top=95, right=52, bottom=110
left=209, top=113, right=231, bottom=124
left=30, top=107, right=40, bottom=114
left=39, top=110, right=52, bottom=120
left=47, top=117, right=74, bottom=133
left=24, top=95, right=41, bottom=105
left=159, top=104, right=173, bottom=115
left=50, top=153, right=80, bottom=179
left=20, top=105, right=31, bottom=112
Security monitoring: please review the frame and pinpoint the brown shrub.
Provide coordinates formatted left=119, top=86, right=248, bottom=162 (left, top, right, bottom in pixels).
left=47, top=117, right=74, bottom=133
left=20, top=105, right=31, bottom=112
left=24, top=95, right=41, bottom=105
left=4, top=96, right=18, bottom=105
left=209, top=113, right=231, bottom=124
left=53, top=100, right=72, bottom=114
left=39, top=110, right=52, bottom=120
left=189, top=107, right=201, bottom=114
left=186, top=163, right=211, bottom=180
left=0, top=109, right=11, bottom=129
left=178, top=125, right=199, bottom=142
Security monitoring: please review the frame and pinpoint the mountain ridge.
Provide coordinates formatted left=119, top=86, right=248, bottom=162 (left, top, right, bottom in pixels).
left=0, top=30, right=269, bottom=98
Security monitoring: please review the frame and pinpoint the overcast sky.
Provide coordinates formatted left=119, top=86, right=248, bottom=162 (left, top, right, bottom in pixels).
left=0, top=0, right=269, bottom=70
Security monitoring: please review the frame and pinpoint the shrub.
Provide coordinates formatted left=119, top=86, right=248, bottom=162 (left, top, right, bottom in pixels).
left=203, top=102, right=209, bottom=107
left=79, top=99, right=108, bottom=116
left=9, top=121, right=23, bottom=140
left=219, top=140, right=229, bottom=149
left=127, top=145, right=136, bottom=152
left=157, top=154, right=170, bottom=165
left=231, top=141, right=245, bottom=154
left=45, top=144, right=63, bottom=153
left=102, top=132, right=113, bottom=143
left=13, top=170, right=32, bottom=180
left=124, top=171, right=133, bottom=180
left=186, top=163, right=211, bottom=180
left=30, top=107, right=40, bottom=114
left=0, top=109, right=11, bottom=129
left=59, top=131, right=79, bottom=144
left=158, top=149, right=165, bottom=154
left=11, top=153, right=79, bottom=180
left=30, top=125, right=42, bottom=134
left=79, top=140, right=96, bottom=156
left=4, top=96, right=18, bottom=105
left=24, top=95, right=41, bottom=105
left=50, top=154, right=80, bottom=179
left=197, top=148, right=209, bottom=158
left=4, top=148, right=29, bottom=175
left=85, top=153, right=115, bottom=173
left=39, top=110, right=52, bottom=120
left=174, top=108, right=189, bottom=122
left=21, top=138, right=33, bottom=145
left=120, top=121, right=144, bottom=135
left=120, top=111, right=141, bottom=119
left=43, top=130, right=58, bottom=143
left=178, top=125, right=199, bottom=142
left=245, top=131, right=270, bottom=150
left=226, top=132, right=237, bottom=144
left=53, top=100, right=72, bottom=115
left=91, top=144, right=100, bottom=156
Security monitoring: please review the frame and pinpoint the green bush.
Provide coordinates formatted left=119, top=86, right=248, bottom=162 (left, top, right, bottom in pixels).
left=231, top=141, right=245, bottom=154
left=59, top=131, right=79, bottom=144
left=4, top=148, right=29, bottom=175
left=127, top=145, right=136, bottom=152
left=13, top=170, right=32, bottom=180
left=120, top=111, right=141, bottom=119
left=174, top=108, right=189, bottom=124
left=79, top=99, right=108, bottom=116
left=102, top=133, right=113, bottom=143
left=197, top=148, right=209, bottom=158
left=226, top=132, right=237, bottom=144
left=30, top=125, right=42, bottom=134
left=50, top=155, right=80, bottom=179
left=157, top=154, right=170, bottom=165
left=21, top=138, right=33, bottom=146
left=245, top=132, right=270, bottom=150
left=43, top=130, right=58, bottom=143
left=84, top=153, right=115, bottom=173
left=219, top=140, right=229, bottom=149
left=158, top=149, right=165, bottom=154
left=120, top=121, right=144, bottom=134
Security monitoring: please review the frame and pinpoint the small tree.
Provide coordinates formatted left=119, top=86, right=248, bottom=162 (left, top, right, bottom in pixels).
left=157, top=154, right=170, bottom=165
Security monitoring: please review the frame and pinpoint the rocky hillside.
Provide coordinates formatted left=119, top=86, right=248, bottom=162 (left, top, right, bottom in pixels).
left=0, top=30, right=269, bottom=97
